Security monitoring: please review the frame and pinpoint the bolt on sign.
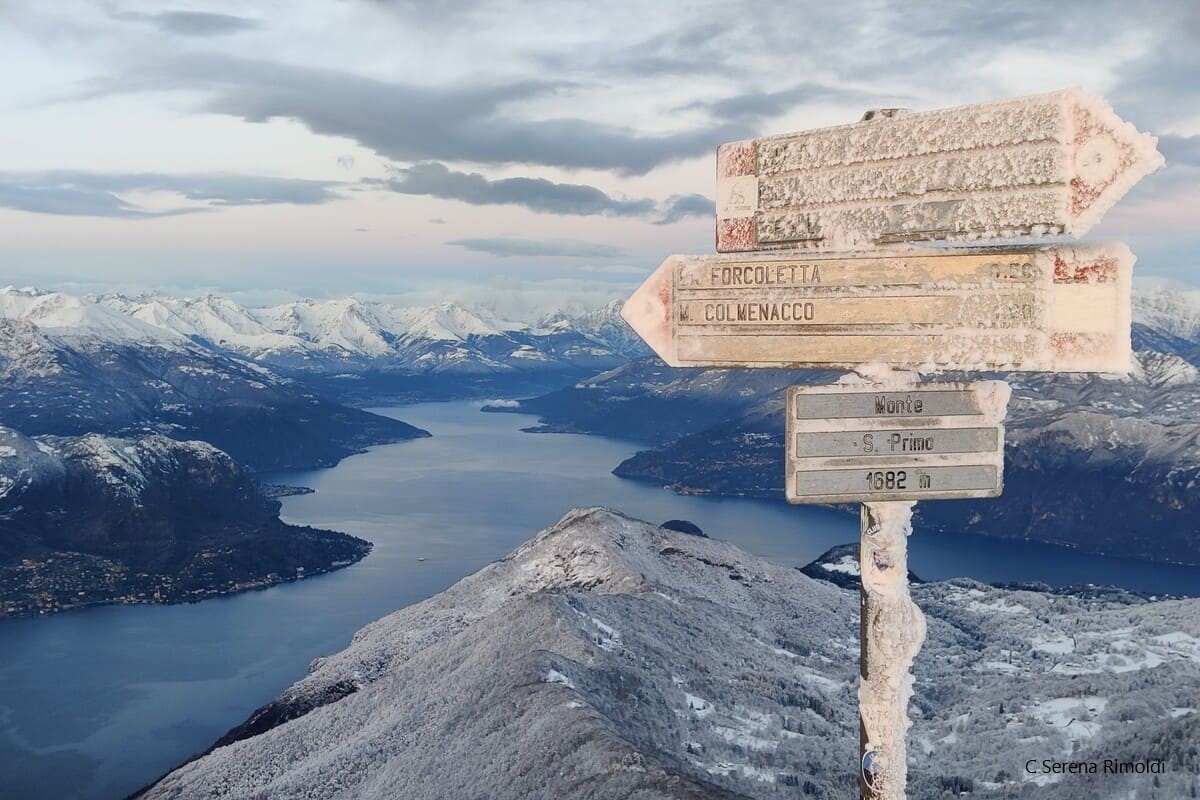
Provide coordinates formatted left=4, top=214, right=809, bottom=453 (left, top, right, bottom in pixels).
left=622, top=243, right=1134, bottom=373
left=786, top=382, right=1009, bottom=504
left=714, top=88, right=1163, bottom=253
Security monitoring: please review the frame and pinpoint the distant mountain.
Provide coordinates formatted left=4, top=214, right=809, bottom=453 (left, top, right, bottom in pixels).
left=0, top=310, right=427, bottom=472
left=538, top=299, right=652, bottom=360
left=137, top=509, right=1200, bottom=800
left=1132, top=285, right=1200, bottom=350
left=504, top=358, right=815, bottom=443
left=606, top=352, right=1200, bottom=565
left=508, top=334, right=1200, bottom=566
left=88, top=288, right=633, bottom=377
left=2, top=286, right=639, bottom=404
left=0, top=426, right=371, bottom=618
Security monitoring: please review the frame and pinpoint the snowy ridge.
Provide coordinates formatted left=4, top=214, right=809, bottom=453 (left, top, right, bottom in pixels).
left=0, top=425, right=228, bottom=503
left=140, top=509, right=1200, bottom=800
left=4, top=284, right=1195, bottom=375
left=395, top=302, right=510, bottom=342
left=1, top=286, right=184, bottom=345
left=1133, top=285, right=1200, bottom=352
left=2, top=287, right=634, bottom=374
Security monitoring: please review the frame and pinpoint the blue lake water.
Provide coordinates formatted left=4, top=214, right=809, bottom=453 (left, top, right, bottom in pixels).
left=1, top=400, right=1197, bottom=799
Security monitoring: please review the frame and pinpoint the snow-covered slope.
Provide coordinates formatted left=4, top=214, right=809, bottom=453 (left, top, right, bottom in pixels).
left=139, top=509, right=1200, bottom=800
left=0, top=425, right=373, bottom=617
left=394, top=301, right=508, bottom=342
left=1133, top=285, right=1200, bottom=345
left=103, top=293, right=302, bottom=356
left=0, top=318, right=426, bottom=471
left=255, top=298, right=394, bottom=357
left=1, top=286, right=183, bottom=345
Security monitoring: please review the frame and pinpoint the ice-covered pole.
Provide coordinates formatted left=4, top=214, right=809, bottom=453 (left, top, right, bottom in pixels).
left=859, top=501, right=925, bottom=799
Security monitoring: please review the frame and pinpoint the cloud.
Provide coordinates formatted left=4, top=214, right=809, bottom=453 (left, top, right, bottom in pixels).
left=0, top=171, right=343, bottom=218
left=446, top=237, right=625, bottom=259
left=74, top=56, right=749, bottom=175
left=428, top=217, right=446, bottom=224
left=111, top=10, right=261, bottom=37
left=374, top=162, right=656, bottom=216
left=1157, top=134, right=1200, bottom=168
left=0, top=184, right=194, bottom=219
left=685, top=83, right=888, bottom=123
left=533, top=22, right=733, bottom=79
left=654, top=193, right=714, bottom=225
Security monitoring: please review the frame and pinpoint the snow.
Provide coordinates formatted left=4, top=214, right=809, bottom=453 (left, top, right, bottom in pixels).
left=588, top=616, right=622, bottom=652
left=1029, top=696, right=1107, bottom=743
left=1134, top=285, right=1200, bottom=342
left=545, top=669, right=575, bottom=689
left=1032, top=635, right=1075, bottom=655
left=3, top=287, right=632, bottom=375
left=257, top=298, right=393, bottom=356
left=0, top=287, right=182, bottom=344
left=858, top=500, right=924, bottom=800
left=130, top=507, right=1200, bottom=800
left=796, top=665, right=846, bottom=693
left=396, top=302, right=506, bottom=342
left=728, top=88, right=1162, bottom=248
left=821, top=555, right=860, bottom=576
left=684, top=693, right=713, bottom=718
left=119, top=294, right=301, bottom=355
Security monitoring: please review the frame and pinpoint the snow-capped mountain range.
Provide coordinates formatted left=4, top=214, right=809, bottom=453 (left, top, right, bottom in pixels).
left=4, top=283, right=1195, bottom=372
left=0, top=286, right=646, bottom=374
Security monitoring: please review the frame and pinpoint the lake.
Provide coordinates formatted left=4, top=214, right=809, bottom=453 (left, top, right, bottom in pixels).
left=1, top=400, right=1197, bottom=800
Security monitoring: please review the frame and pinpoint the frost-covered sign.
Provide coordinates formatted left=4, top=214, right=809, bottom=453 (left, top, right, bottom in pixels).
left=621, top=243, right=1135, bottom=373
left=620, top=88, right=1163, bottom=800
left=786, top=382, right=1008, bottom=503
left=715, top=89, right=1163, bottom=253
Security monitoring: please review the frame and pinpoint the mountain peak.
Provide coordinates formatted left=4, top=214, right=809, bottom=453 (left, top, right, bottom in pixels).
left=137, top=508, right=1200, bottom=800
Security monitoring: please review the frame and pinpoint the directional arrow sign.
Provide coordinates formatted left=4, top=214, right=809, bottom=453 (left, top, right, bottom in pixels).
left=715, top=89, right=1163, bottom=253
left=620, top=243, right=1133, bottom=372
left=786, top=382, right=1009, bottom=504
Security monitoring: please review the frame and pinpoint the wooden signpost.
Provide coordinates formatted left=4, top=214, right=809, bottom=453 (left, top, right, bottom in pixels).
left=620, top=89, right=1162, bottom=800
left=622, top=244, right=1134, bottom=373
left=715, top=88, right=1164, bottom=253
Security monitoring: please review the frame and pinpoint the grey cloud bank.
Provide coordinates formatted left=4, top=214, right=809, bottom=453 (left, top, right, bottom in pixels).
left=374, top=163, right=711, bottom=224
left=446, top=237, right=626, bottom=259
left=655, top=193, right=715, bottom=225
left=111, top=11, right=262, bottom=37
left=377, top=162, right=655, bottom=217
left=82, top=56, right=749, bottom=176
left=0, top=172, right=344, bottom=217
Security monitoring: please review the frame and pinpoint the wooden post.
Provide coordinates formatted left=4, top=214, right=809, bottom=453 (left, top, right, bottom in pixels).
left=859, top=501, right=925, bottom=799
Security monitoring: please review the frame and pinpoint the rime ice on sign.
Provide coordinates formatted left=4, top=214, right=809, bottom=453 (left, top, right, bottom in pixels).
left=621, top=243, right=1135, bottom=374
left=715, top=89, right=1164, bottom=253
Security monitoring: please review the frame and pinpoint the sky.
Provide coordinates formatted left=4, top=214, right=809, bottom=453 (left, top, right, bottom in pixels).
left=1, top=0, right=1198, bottom=309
